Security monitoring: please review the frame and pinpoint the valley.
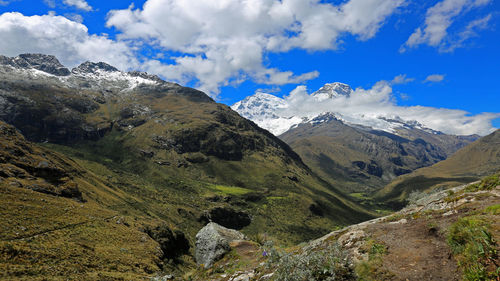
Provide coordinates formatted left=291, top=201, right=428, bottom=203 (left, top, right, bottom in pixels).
left=0, top=54, right=498, bottom=281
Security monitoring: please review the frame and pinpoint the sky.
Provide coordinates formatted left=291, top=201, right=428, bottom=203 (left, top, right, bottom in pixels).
left=0, top=0, right=498, bottom=135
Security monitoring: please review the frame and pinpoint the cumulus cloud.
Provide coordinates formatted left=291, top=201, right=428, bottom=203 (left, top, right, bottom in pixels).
left=0, top=12, right=138, bottom=70
left=63, top=0, right=92, bottom=11
left=401, top=0, right=491, bottom=52
left=269, top=81, right=498, bottom=136
left=107, top=0, right=405, bottom=95
left=424, top=74, right=445, bottom=82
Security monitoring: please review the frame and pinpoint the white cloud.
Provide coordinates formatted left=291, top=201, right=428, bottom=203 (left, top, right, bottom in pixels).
left=0, top=12, right=138, bottom=70
left=275, top=81, right=498, bottom=136
left=401, top=0, right=492, bottom=52
left=0, top=0, right=10, bottom=6
left=63, top=0, right=92, bottom=11
left=443, top=13, right=492, bottom=52
left=107, top=0, right=405, bottom=96
left=424, top=74, right=445, bottom=82
left=391, top=74, right=414, bottom=84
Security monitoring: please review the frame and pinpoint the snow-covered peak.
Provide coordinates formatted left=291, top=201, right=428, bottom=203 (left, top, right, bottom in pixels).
left=232, top=82, right=441, bottom=136
left=232, top=92, right=287, bottom=118
left=231, top=92, right=305, bottom=135
left=311, top=82, right=352, bottom=101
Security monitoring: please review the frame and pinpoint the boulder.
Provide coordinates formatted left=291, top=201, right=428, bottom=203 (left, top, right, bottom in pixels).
left=195, top=222, right=246, bottom=268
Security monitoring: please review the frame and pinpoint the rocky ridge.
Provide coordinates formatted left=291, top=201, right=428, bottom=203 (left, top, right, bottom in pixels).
left=0, top=53, right=210, bottom=101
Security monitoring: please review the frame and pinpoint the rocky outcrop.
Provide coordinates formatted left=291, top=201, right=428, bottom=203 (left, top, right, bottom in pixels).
left=144, top=224, right=190, bottom=260
left=198, top=207, right=251, bottom=230
left=0, top=87, right=108, bottom=143
left=0, top=54, right=71, bottom=76
left=72, top=61, right=119, bottom=74
left=195, top=222, right=246, bottom=268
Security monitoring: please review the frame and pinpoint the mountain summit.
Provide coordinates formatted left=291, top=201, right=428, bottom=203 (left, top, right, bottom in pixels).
left=312, top=82, right=353, bottom=100
left=231, top=83, right=443, bottom=136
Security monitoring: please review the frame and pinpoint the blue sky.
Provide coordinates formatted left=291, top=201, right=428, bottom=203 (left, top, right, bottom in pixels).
left=0, top=0, right=499, bottom=132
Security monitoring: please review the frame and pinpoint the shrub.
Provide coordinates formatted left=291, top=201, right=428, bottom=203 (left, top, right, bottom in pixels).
left=270, top=243, right=354, bottom=281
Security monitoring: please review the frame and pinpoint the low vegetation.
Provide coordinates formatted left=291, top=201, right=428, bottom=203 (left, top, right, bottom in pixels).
left=354, top=239, right=392, bottom=281
left=447, top=216, right=499, bottom=280
left=268, top=242, right=354, bottom=281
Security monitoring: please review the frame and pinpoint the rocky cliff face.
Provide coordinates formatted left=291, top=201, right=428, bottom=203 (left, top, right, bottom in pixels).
left=0, top=121, right=83, bottom=200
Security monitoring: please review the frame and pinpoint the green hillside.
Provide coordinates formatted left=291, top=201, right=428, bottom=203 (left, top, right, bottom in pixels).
left=0, top=62, right=375, bottom=279
left=279, top=115, right=476, bottom=210
left=376, top=129, right=500, bottom=208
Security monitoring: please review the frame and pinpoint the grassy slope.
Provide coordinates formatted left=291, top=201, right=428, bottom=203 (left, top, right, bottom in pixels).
left=0, top=121, right=165, bottom=280
left=62, top=92, right=373, bottom=243
left=280, top=119, right=476, bottom=198
left=188, top=174, right=500, bottom=281
left=376, top=129, right=500, bottom=207
left=0, top=84, right=374, bottom=280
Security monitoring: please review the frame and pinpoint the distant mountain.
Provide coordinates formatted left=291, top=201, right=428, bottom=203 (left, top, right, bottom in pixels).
left=231, top=82, right=446, bottom=136
left=233, top=83, right=478, bottom=195
left=280, top=113, right=477, bottom=195
left=0, top=53, right=373, bottom=253
left=376, top=129, right=500, bottom=208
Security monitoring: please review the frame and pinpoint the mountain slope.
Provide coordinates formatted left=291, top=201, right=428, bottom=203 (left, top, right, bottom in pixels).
left=232, top=83, right=477, bottom=201
left=0, top=53, right=373, bottom=248
left=376, top=129, right=500, bottom=207
left=0, top=120, right=168, bottom=280
left=279, top=113, right=477, bottom=196
left=189, top=174, right=500, bottom=281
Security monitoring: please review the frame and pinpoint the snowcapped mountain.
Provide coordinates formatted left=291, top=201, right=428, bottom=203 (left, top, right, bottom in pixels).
left=0, top=53, right=175, bottom=96
left=312, top=82, right=352, bottom=101
left=232, top=82, right=440, bottom=136
left=232, top=92, right=305, bottom=136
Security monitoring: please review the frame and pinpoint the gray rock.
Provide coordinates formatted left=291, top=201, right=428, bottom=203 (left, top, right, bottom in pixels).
left=150, top=274, right=174, bottom=281
left=72, top=61, right=119, bottom=74
left=5, top=54, right=72, bottom=76
left=195, top=222, right=246, bottom=268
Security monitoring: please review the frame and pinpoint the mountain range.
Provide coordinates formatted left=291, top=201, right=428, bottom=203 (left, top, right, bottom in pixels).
left=232, top=82, right=479, bottom=202
left=0, top=54, right=498, bottom=280
left=0, top=54, right=381, bottom=279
